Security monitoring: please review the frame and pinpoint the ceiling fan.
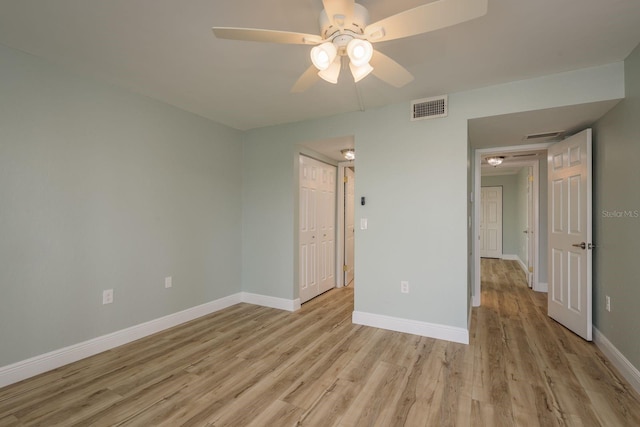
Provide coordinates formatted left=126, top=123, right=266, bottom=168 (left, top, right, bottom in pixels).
left=212, top=0, right=487, bottom=92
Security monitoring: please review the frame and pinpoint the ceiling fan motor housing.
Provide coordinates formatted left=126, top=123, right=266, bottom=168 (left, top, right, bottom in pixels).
left=319, top=3, right=370, bottom=43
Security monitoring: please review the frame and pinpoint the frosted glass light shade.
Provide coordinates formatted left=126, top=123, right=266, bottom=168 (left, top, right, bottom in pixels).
left=349, top=61, right=373, bottom=83
left=318, top=58, right=341, bottom=84
left=346, top=39, right=373, bottom=67
left=310, top=42, right=337, bottom=71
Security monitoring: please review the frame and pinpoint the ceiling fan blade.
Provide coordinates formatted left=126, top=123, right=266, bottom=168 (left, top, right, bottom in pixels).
left=322, top=0, right=355, bottom=27
left=212, top=27, right=322, bottom=45
left=369, top=50, right=414, bottom=88
left=365, top=0, right=487, bottom=43
left=291, top=66, right=320, bottom=93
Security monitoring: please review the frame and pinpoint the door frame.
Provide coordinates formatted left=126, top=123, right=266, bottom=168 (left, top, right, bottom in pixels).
left=336, top=161, right=355, bottom=287
left=295, top=148, right=339, bottom=304
left=473, top=143, right=550, bottom=306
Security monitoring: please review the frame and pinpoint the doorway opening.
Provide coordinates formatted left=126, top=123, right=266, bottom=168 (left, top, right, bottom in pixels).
left=473, top=144, right=550, bottom=306
left=337, top=163, right=355, bottom=288
left=297, top=135, right=356, bottom=304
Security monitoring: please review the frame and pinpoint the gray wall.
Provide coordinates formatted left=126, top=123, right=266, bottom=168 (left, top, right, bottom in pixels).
left=0, top=45, right=243, bottom=366
left=592, top=43, right=640, bottom=370
left=481, top=175, right=519, bottom=256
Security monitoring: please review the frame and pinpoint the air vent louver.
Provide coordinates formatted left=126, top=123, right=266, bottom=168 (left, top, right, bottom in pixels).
left=524, top=131, right=564, bottom=140
left=411, top=95, right=448, bottom=121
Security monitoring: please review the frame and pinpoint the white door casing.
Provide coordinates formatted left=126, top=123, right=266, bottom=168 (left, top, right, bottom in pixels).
left=480, top=186, right=503, bottom=258
left=299, top=157, right=318, bottom=303
left=344, top=167, right=355, bottom=286
left=547, top=129, right=592, bottom=341
left=526, top=166, right=535, bottom=287
left=299, top=155, right=336, bottom=303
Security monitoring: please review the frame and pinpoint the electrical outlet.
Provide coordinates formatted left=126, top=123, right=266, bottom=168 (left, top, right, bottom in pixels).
left=606, top=295, right=611, bottom=312
left=401, top=281, right=409, bottom=294
left=165, top=276, right=172, bottom=288
left=102, top=289, right=114, bottom=305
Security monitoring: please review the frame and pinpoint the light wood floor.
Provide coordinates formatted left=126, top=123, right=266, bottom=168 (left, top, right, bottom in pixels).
left=1, top=259, right=639, bottom=426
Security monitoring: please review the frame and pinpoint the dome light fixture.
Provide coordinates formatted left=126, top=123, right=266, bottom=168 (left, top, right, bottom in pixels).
left=486, top=156, right=505, bottom=166
left=341, top=148, right=355, bottom=160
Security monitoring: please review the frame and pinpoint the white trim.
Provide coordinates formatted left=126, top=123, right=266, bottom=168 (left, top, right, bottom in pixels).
left=474, top=143, right=549, bottom=307
left=0, top=293, right=243, bottom=388
left=535, top=282, right=548, bottom=293
left=336, top=163, right=346, bottom=287
left=336, top=161, right=355, bottom=288
left=352, top=311, right=469, bottom=344
left=502, top=254, right=528, bottom=276
left=594, top=328, right=640, bottom=394
left=241, top=292, right=301, bottom=312
left=0, top=292, right=302, bottom=388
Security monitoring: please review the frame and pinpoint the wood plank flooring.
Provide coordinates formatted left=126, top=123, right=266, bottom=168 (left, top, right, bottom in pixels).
left=1, top=259, right=639, bottom=426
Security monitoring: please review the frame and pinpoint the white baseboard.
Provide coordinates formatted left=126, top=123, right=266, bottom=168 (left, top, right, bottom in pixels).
left=472, top=295, right=480, bottom=307
left=0, top=291, right=301, bottom=388
left=241, top=292, right=301, bottom=312
left=0, top=293, right=242, bottom=388
left=503, top=254, right=528, bottom=274
left=352, top=311, right=469, bottom=345
left=594, top=328, right=640, bottom=394
left=534, top=281, right=548, bottom=292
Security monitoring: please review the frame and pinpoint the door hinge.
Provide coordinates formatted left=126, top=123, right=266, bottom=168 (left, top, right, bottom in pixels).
left=529, top=175, right=534, bottom=182
left=343, top=265, right=348, bottom=272
left=344, top=176, right=348, bottom=183
left=528, top=266, right=534, bottom=273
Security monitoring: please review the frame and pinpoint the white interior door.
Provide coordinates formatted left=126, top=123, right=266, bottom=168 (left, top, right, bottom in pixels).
left=344, top=167, right=355, bottom=286
left=480, top=186, right=503, bottom=258
left=300, top=157, right=318, bottom=303
left=318, top=166, right=336, bottom=294
left=299, top=155, right=336, bottom=303
left=547, top=129, right=592, bottom=341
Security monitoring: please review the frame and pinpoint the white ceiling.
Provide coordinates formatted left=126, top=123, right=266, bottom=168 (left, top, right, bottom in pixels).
left=0, top=0, right=639, bottom=131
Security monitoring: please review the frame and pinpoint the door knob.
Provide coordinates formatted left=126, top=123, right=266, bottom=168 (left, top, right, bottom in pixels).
left=572, top=242, right=586, bottom=250
left=523, top=230, right=528, bottom=234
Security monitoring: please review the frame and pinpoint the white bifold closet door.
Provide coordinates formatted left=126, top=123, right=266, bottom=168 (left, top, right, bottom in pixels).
left=299, top=155, right=336, bottom=303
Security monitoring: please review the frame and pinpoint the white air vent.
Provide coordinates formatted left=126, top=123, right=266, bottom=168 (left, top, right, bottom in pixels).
left=524, top=131, right=564, bottom=140
left=411, top=95, right=448, bottom=121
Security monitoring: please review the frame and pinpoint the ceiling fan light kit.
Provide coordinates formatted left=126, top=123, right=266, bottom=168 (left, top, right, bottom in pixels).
left=318, top=58, right=342, bottom=84
left=310, top=42, right=337, bottom=70
left=349, top=61, right=373, bottom=83
left=212, top=0, right=488, bottom=92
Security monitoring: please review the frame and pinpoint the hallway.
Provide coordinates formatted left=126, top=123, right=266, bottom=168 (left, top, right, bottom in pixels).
left=474, top=258, right=640, bottom=425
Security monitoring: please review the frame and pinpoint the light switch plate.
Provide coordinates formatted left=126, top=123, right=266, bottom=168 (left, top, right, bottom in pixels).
left=360, top=218, right=368, bottom=230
